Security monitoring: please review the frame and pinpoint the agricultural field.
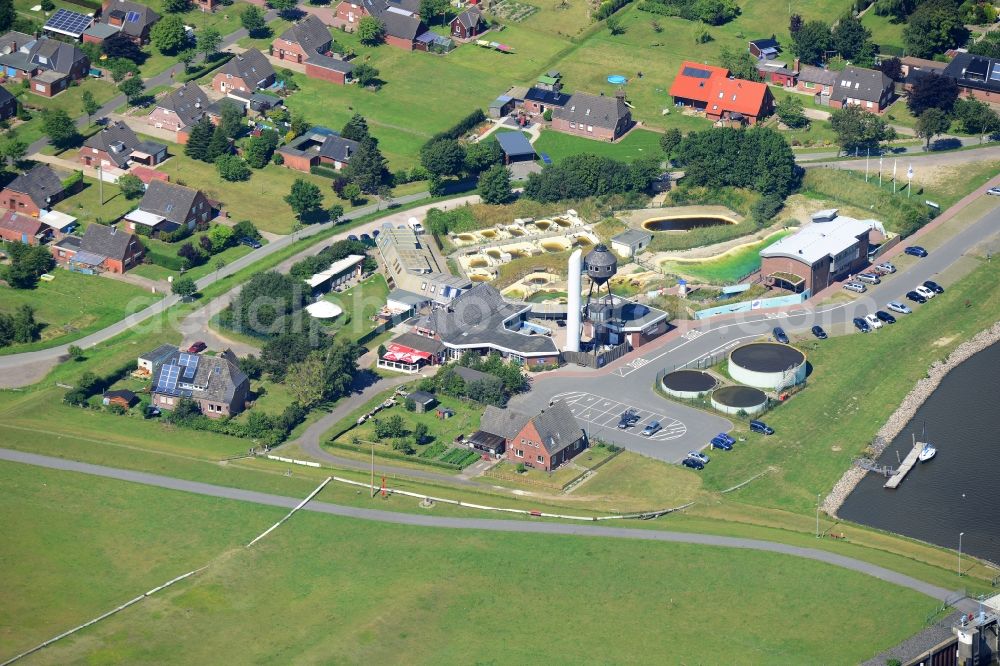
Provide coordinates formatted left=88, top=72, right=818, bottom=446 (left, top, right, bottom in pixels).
left=0, top=461, right=937, bottom=664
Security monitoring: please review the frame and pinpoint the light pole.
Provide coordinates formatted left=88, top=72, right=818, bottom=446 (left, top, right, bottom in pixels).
left=958, top=532, right=964, bottom=577
left=815, top=493, right=820, bottom=538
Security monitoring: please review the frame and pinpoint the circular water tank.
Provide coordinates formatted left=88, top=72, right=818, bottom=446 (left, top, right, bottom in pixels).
left=711, top=385, right=768, bottom=416
left=585, top=244, right=617, bottom=285
left=728, top=342, right=807, bottom=390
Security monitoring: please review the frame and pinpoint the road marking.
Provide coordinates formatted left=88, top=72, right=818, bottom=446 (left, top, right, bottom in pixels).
left=682, top=330, right=705, bottom=340
left=551, top=391, right=687, bottom=442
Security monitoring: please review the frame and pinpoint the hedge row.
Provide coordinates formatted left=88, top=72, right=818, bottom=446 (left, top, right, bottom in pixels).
left=426, top=108, right=486, bottom=146
left=327, top=441, right=465, bottom=470
left=143, top=244, right=185, bottom=271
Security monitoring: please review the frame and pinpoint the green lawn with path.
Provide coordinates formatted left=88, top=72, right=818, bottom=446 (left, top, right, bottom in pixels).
left=0, top=461, right=936, bottom=664
left=54, top=177, right=135, bottom=227
left=4, top=79, right=118, bottom=147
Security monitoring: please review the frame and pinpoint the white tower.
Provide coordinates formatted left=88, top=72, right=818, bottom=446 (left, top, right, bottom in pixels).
left=566, top=249, right=582, bottom=352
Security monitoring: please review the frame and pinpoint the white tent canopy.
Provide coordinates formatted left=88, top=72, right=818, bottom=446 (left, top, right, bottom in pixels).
left=305, top=301, right=344, bottom=319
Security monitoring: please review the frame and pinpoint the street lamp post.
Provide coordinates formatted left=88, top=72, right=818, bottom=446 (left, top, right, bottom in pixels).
left=815, top=493, right=820, bottom=538
left=958, top=532, right=965, bottom=577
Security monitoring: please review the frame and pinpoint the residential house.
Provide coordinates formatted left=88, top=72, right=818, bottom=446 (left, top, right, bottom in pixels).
left=943, top=52, right=1000, bottom=104
left=521, top=86, right=571, bottom=116
left=99, top=0, right=160, bottom=45
left=0, top=86, right=16, bottom=122
left=748, top=37, right=780, bottom=60
left=51, top=223, right=144, bottom=273
left=468, top=405, right=529, bottom=457
left=80, top=120, right=167, bottom=170
left=150, top=348, right=250, bottom=419
left=138, top=343, right=178, bottom=375
left=333, top=0, right=428, bottom=50
left=124, top=180, right=212, bottom=234
left=669, top=61, right=774, bottom=124
left=375, top=222, right=472, bottom=305
left=42, top=8, right=94, bottom=41
left=830, top=65, right=894, bottom=113
left=796, top=64, right=837, bottom=99
left=277, top=128, right=359, bottom=172
left=899, top=56, right=946, bottom=92
left=212, top=48, right=275, bottom=95
left=0, top=31, right=35, bottom=55
left=272, top=15, right=333, bottom=64
left=551, top=91, right=632, bottom=141
left=380, top=11, right=426, bottom=51
left=0, top=211, right=52, bottom=245
left=0, top=37, right=89, bottom=97
left=147, top=82, right=212, bottom=143
left=1, top=165, right=66, bottom=217
left=498, top=400, right=586, bottom=471
left=450, top=7, right=486, bottom=40
left=102, top=389, right=138, bottom=409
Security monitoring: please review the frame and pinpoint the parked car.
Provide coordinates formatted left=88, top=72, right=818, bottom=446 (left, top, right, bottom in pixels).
left=856, top=273, right=881, bottom=285
left=348, top=234, right=359, bottom=241
left=641, top=421, right=662, bottom=437
left=811, top=325, right=828, bottom=340
left=715, top=433, right=736, bottom=446
left=904, top=246, right=928, bottom=257
left=772, top=327, right=789, bottom=344
left=887, top=301, right=912, bottom=314
left=915, top=285, right=936, bottom=299
left=875, top=262, right=896, bottom=274
left=922, top=280, right=944, bottom=294
left=906, top=290, right=927, bottom=304
left=687, top=451, right=710, bottom=464
left=617, top=409, right=640, bottom=429
left=875, top=310, right=896, bottom=324
left=749, top=420, right=774, bottom=435
left=359, top=233, right=373, bottom=246
left=187, top=341, right=207, bottom=353
left=853, top=317, right=871, bottom=332
left=710, top=435, right=733, bottom=450
left=844, top=281, right=867, bottom=294
left=986, top=186, right=1000, bottom=196
left=864, top=313, right=884, bottom=330
left=239, top=236, right=262, bottom=249
left=682, top=457, right=705, bottom=470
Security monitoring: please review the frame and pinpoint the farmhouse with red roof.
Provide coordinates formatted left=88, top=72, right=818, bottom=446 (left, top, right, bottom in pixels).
left=669, top=61, right=774, bottom=125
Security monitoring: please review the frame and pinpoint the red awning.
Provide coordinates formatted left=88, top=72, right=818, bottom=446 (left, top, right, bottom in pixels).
left=386, top=343, right=432, bottom=362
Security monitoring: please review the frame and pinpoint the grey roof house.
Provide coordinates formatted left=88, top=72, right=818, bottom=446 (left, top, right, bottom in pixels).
left=81, top=121, right=167, bottom=169
left=552, top=92, right=632, bottom=140
left=148, top=83, right=212, bottom=135
left=277, top=128, right=360, bottom=172
left=213, top=48, right=276, bottom=93
left=943, top=52, right=1000, bottom=99
left=831, top=66, right=894, bottom=113
left=277, top=14, right=333, bottom=56
left=126, top=180, right=213, bottom=233
left=102, top=0, right=160, bottom=44
left=1, top=164, right=66, bottom=213
left=150, top=348, right=250, bottom=419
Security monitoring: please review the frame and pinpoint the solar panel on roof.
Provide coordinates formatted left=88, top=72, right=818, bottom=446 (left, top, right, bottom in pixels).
left=178, top=352, right=200, bottom=379
left=158, top=364, right=180, bottom=392
left=44, top=8, right=92, bottom=36
left=682, top=66, right=712, bottom=79
left=125, top=10, right=140, bottom=22
left=991, top=64, right=1000, bottom=82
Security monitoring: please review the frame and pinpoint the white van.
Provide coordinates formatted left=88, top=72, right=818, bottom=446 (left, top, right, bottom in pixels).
left=407, top=217, right=425, bottom=234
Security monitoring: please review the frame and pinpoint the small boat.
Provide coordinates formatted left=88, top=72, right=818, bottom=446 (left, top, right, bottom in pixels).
left=918, top=443, right=936, bottom=462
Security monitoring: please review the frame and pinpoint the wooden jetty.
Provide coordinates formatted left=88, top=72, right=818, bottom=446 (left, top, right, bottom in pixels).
left=884, top=441, right=925, bottom=489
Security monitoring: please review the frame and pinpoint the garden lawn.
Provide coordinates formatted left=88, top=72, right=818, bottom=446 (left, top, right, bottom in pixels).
left=0, top=270, right=157, bottom=355
left=139, top=234, right=256, bottom=282
left=862, top=10, right=906, bottom=53
left=7, top=469, right=938, bottom=664
left=54, top=177, right=135, bottom=227
left=533, top=128, right=664, bottom=163
left=236, top=19, right=293, bottom=51
left=658, top=229, right=794, bottom=284
left=5, top=78, right=119, bottom=147
left=323, top=274, right=389, bottom=341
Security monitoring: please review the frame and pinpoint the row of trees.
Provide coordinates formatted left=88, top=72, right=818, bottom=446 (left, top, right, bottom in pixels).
left=412, top=352, right=530, bottom=407
left=523, top=154, right=661, bottom=203
left=637, top=0, right=741, bottom=26
left=289, top=238, right=375, bottom=280
left=789, top=12, right=875, bottom=67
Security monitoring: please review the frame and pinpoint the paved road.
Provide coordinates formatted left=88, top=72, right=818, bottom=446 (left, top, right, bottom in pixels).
left=795, top=136, right=993, bottom=163
left=0, top=447, right=975, bottom=612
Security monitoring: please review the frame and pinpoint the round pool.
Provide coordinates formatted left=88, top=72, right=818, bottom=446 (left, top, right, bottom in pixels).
left=642, top=216, right=738, bottom=232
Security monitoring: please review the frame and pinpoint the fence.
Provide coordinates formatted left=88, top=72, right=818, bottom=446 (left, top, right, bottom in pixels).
left=562, top=342, right=631, bottom=368
left=377, top=359, right=421, bottom=374
left=694, top=290, right=810, bottom=319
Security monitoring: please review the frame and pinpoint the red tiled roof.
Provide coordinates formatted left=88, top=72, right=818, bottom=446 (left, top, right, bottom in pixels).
left=0, top=210, right=47, bottom=236
left=669, top=60, right=771, bottom=117
left=130, top=165, right=169, bottom=185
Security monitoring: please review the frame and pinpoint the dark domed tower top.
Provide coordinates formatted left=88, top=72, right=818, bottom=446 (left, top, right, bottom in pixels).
left=585, top=244, right=617, bottom=285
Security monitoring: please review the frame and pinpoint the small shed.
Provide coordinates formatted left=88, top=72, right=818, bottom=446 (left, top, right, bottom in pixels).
left=496, top=132, right=536, bottom=164
left=467, top=430, right=506, bottom=456
left=611, top=229, right=653, bottom=258
left=489, top=95, right=515, bottom=118
left=103, top=389, right=138, bottom=409
left=408, top=390, right=438, bottom=413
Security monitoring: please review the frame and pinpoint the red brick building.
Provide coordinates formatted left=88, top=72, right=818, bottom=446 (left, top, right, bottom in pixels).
left=491, top=401, right=586, bottom=472
left=80, top=120, right=167, bottom=170
left=669, top=61, right=774, bottom=125
left=147, top=83, right=212, bottom=144
left=0, top=37, right=89, bottom=98
left=1, top=165, right=67, bottom=217
left=211, top=48, right=275, bottom=95
left=333, top=0, right=426, bottom=50
left=0, top=211, right=52, bottom=245
left=277, top=128, right=359, bottom=173
left=943, top=53, right=999, bottom=104
left=272, top=15, right=333, bottom=64
left=149, top=348, right=250, bottom=419
left=100, top=0, right=160, bottom=45
left=551, top=91, right=632, bottom=141
left=450, top=7, right=486, bottom=40
left=304, top=54, right=354, bottom=85
left=51, top=223, right=144, bottom=274
left=829, top=65, right=894, bottom=113
left=796, top=64, right=836, bottom=98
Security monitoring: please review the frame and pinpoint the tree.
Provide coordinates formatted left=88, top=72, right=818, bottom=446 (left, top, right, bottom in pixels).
left=184, top=117, right=214, bottom=161
left=464, top=138, right=503, bottom=173
left=118, top=76, right=145, bottom=105
left=878, top=56, right=903, bottom=81
left=102, top=33, right=145, bottom=62
left=67, top=344, right=85, bottom=361
left=240, top=4, right=268, bottom=36
left=118, top=173, right=145, bottom=199
left=915, top=108, right=950, bottom=149
left=207, top=224, right=234, bottom=252
left=341, top=113, right=370, bottom=142
left=358, top=16, right=385, bottom=45
left=267, top=0, right=298, bottom=16
left=692, top=0, right=740, bottom=25
left=789, top=13, right=803, bottom=35
left=218, top=100, right=244, bottom=139
left=178, top=48, right=196, bottom=73
left=286, top=352, right=328, bottom=408
left=328, top=204, right=344, bottom=224
left=791, top=20, right=832, bottom=66
left=953, top=97, right=1000, bottom=137
left=216, top=154, right=251, bottom=181
left=374, top=414, right=407, bottom=439
left=11, top=304, right=39, bottom=343
left=341, top=182, right=362, bottom=203
left=163, top=0, right=190, bottom=11
left=81, top=89, right=100, bottom=121
left=243, top=131, right=279, bottom=168
left=413, top=422, right=429, bottom=446
left=907, top=73, right=959, bottom=116
left=151, top=15, right=187, bottom=55
left=344, top=138, right=388, bottom=193
left=718, top=46, right=761, bottom=81
left=903, top=1, right=969, bottom=59
left=658, top=129, right=682, bottom=159
left=830, top=103, right=895, bottom=154
left=874, top=0, right=916, bottom=20
left=0, top=0, right=14, bottom=33
left=351, top=62, right=381, bottom=88
left=197, top=27, right=222, bottom=59
left=107, top=57, right=140, bottom=82
left=233, top=219, right=261, bottom=241
left=206, top=125, right=230, bottom=162
left=775, top=96, right=809, bottom=128
left=831, top=13, right=871, bottom=60
left=285, top=178, right=324, bottom=220
left=420, top=138, right=466, bottom=178
left=673, top=126, right=799, bottom=197
left=0, top=134, right=27, bottom=167
left=172, top=276, right=198, bottom=300
left=419, top=0, right=448, bottom=25
left=177, top=241, right=206, bottom=269
left=4, top=244, right=54, bottom=288
left=289, top=112, right=309, bottom=138
left=478, top=164, right=512, bottom=204
left=606, top=16, right=625, bottom=34
left=41, top=109, right=79, bottom=150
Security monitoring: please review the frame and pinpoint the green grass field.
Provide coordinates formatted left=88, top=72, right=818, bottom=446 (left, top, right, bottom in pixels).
left=4, top=79, right=119, bottom=147
left=1, top=461, right=936, bottom=664
left=323, top=273, right=390, bottom=340
left=862, top=10, right=906, bottom=52
left=54, top=177, right=136, bottom=227
left=533, top=127, right=664, bottom=162
left=658, top=229, right=794, bottom=283
left=0, top=270, right=158, bottom=355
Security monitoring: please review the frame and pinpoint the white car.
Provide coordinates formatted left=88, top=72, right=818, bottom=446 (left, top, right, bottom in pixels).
left=687, top=451, right=710, bottom=464
left=876, top=262, right=896, bottom=274
left=987, top=186, right=1000, bottom=196
left=887, top=301, right=911, bottom=314
left=864, top=313, right=884, bottom=330
left=915, top=285, right=936, bottom=299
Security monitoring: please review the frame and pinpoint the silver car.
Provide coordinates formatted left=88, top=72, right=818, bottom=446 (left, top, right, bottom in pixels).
left=886, top=301, right=911, bottom=314
left=843, top=282, right=867, bottom=293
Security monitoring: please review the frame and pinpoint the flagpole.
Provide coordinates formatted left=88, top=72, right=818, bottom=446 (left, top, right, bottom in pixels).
left=865, top=148, right=870, bottom=182
left=878, top=156, right=882, bottom=188
left=893, top=159, right=897, bottom=193
left=907, top=163, right=913, bottom=198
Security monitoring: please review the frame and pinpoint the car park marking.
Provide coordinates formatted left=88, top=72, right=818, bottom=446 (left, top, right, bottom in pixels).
left=550, top=391, right=687, bottom=441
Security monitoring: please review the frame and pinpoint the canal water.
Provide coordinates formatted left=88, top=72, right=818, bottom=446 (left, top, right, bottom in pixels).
left=839, top=342, right=1000, bottom=566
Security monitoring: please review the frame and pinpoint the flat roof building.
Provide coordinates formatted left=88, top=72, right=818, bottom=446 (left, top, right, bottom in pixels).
left=375, top=221, right=471, bottom=303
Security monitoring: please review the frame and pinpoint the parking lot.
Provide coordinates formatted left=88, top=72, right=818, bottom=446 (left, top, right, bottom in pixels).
left=549, top=391, right=687, bottom=442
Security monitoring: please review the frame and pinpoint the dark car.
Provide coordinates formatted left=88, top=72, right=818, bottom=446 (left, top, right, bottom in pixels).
left=875, top=310, right=896, bottom=324
left=715, top=432, right=735, bottom=446
left=749, top=420, right=774, bottom=435
left=239, top=236, right=262, bottom=249
left=187, top=341, right=207, bottom=353
left=923, top=280, right=944, bottom=294
left=348, top=234, right=359, bottom=241
left=682, top=457, right=705, bottom=470
left=617, top=408, right=640, bottom=429
left=772, top=327, right=789, bottom=344
left=359, top=233, right=373, bottom=245
left=906, top=290, right=928, bottom=304
left=853, top=317, right=870, bottom=333
left=710, top=436, right=733, bottom=450
left=811, top=325, right=828, bottom=340
left=904, top=246, right=928, bottom=257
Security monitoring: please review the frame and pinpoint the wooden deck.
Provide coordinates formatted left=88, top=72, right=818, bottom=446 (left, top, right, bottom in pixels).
left=884, top=441, right=924, bottom=489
